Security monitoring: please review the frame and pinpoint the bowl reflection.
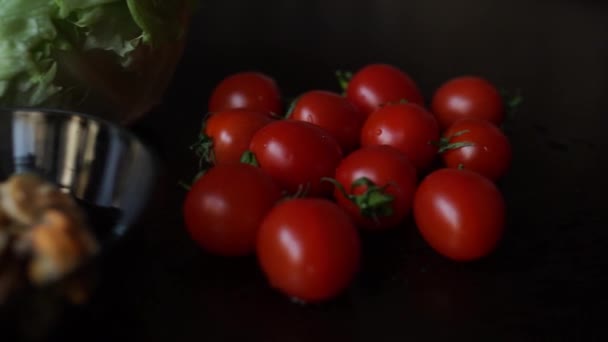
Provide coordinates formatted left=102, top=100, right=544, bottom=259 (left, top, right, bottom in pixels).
left=0, top=108, right=159, bottom=243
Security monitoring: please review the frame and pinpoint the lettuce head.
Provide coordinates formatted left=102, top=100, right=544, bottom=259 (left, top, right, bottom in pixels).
left=0, top=0, right=195, bottom=123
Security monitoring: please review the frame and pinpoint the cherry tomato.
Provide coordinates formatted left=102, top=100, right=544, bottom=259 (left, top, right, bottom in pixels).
left=289, top=90, right=365, bottom=153
left=183, top=164, right=282, bottom=257
left=209, top=72, right=282, bottom=114
left=431, top=76, right=504, bottom=129
left=202, top=110, right=274, bottom=164
left=249, top=120, right=343, bottom=197
left=257, top=198, right=360, bottom=302
left=441, top=118, right=512, bottom=181
left=413, top=168, right=505, bottom=261
left=332, top=145, right=418, bottom=230
left=361, top=103, right=440, bottom=172
left=346, top=64, right=424, bottom=115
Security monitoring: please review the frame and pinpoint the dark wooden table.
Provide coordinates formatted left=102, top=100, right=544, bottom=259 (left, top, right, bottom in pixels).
left=47, top=1, right=608, bottom=341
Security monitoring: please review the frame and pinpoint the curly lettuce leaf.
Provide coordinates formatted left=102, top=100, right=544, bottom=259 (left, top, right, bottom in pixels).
left=0, top=0, right=61, bottom=104
left=126, top=0, right=192, bottom=45
left=55, top=0, right=119, bottom=18
left=72, top=2, right=143, bottom=64
left=0, top=0, right=193, bottom=108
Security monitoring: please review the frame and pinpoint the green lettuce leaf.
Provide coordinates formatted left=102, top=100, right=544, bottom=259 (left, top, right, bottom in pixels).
left=55, top=0, right=119, bottom=18
left=126, top=0, right=191, bottom=46
left=72, top=2, right=143, bottom=64
left=0, top=0, right=60, bottom=104
left=0, top=0, right=193, bottom=108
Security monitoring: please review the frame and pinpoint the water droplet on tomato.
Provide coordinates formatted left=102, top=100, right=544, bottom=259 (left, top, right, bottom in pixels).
left=375, top=129, right=383, bottom=136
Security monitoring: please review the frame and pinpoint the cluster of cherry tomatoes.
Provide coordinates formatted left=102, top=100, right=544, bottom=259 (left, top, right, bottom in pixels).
left=183, top=63, right=518, bottom=303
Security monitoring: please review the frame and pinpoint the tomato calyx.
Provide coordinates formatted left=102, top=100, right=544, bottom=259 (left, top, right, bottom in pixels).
left=190, top=132, right=214, bottom=169
left=240, top=150, right=260, bottom=167
left=433, top=129, right=474, bottom=154
left=268, top=111, right=283, bottom=120
left=500, top=88, right=524, bottom=119
left=178, top=170, right=206, bottom=191
left=336, top=70, right=353, bottom=94
left=185, top=126, right=214, bottom=191
left=323, top=177, right=394, bottom=221
left=284, top=95, right=301, bottom=119
left=178, top=181, right=192, bottom=191
left=282, top=183, right=312, bottom=201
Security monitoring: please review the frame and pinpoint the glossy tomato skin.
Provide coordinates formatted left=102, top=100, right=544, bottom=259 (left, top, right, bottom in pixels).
left=442, top=118, right=512, bottom=181
left=431, top=76, right=504, bottom=129
left=361, top=103, right=440, bottom=172
left=290, top=90, right=366, bottom=153
left=346, top=64, right=425, bottom=115
left=204, top=110, right=274, bottom=164
left=413, top=169, right=505, bottom=261
left=249, top=120, right=343, bottom=197
left=183, top=164, right=282, bottom=257
left=209, top=72, right=282, bottom=114
left=334, top=145, right=417, bottom=230
left=257, top=199, right=360, bottom=302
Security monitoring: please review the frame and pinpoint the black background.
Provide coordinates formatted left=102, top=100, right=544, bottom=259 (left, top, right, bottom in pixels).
left=46, top=0, right=608, bottom=341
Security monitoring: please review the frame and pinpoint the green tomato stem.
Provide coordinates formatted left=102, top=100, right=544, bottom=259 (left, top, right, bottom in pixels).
left=190, top=132, right=214, bottom=169
left=435, top=129, right=475, bottom=154
left=284, top=95, right=301, bottom=119
left=322, top=177, right=394, bottom=221
left=240, top=150, right=259, bottom=167
left=335, top=70, right=353, bottom=94
left=177, top=181, right=192, bottom=191
left=438, top=141, right=474, bottom=154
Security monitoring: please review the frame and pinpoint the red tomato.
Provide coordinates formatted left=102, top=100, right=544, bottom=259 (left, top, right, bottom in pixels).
left=209, top=72, right=282, bottom=114
left=360, top=103, right=440, bottom=172
left=346, top=64, right=424, bottom=115
left=249, top=120, right=343, bottom=197
left=257, top=198, right=360, bottom=302
left=183, top=164, right=282, bottom=257
left=413, top=169, right=505, bottom=261
left=431, top=76, right=504, bottom=129
left=289, top=90, right=365, bottom=153
left=441, top=118, right=512, bottom=181
left=332, top=145, right=417, bottom=230
left=203, top=110, right=274, bottom=164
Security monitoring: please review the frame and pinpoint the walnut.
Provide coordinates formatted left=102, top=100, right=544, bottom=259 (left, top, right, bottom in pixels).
left=21, top=210, right=98, bottom=285
left=36, top=183, right=81, bottom=214
left=0, top=174, right=99, bottom=287
left=0, top=173, right=47, bottom=226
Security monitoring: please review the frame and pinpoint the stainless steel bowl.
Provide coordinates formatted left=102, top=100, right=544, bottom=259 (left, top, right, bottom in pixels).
left=0, top=108, right=159, bottom=243
left=0, top=108, right=160, bottom=340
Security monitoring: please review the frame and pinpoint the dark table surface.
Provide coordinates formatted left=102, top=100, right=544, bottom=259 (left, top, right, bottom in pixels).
left=42, top=0, right=608, bottom=341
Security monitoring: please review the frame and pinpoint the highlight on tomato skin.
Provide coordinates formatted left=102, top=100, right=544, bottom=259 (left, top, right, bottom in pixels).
left=413, top=168, right=506, bottom=262
left=289, top=90, right=366, bottom=154
left=248, top=120, right=343, bottom=198
left=345, top=63, right=425, bottom=116
left=208, top=71, right=283, bottom=114
left=360, top=102, right=440, bottom=173
left=256, top=198, right=361, bottom=303
left=431, top=76, right=505, bottom=130
left=198, top=110, right=275, bottom=165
